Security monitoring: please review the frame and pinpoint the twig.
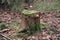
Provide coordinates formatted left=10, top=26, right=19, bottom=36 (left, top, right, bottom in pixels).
left=0, top=33, right=12, bottom=40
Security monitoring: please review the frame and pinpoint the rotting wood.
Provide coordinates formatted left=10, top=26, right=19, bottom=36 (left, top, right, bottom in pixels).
left=20, top=12, right=40, bottom=32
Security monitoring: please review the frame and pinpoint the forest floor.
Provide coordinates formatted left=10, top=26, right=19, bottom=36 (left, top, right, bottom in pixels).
left=0, top=9, right=60, bottom=40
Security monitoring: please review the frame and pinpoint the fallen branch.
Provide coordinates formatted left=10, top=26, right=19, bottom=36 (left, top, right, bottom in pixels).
left=0, top=33, right=12, bottom=40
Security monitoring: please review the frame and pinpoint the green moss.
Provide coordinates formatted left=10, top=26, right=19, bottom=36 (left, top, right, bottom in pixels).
left=22, top=9, right=38, bottom=15
left=0, top=23, right=6, bottom=30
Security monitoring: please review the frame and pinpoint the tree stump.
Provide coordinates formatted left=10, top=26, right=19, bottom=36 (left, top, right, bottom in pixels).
left=20, top=12, right=40, bottom=32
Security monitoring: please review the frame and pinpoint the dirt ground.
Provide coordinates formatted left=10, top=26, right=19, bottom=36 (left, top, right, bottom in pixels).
left=0, top=9, right=60, bottom=40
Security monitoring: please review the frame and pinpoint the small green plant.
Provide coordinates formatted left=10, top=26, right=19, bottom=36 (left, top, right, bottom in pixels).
left=48, top=26, right=56, bottom=31
left=40, top=22, right=48, bottom=29
left=40, top=22, right=56, bottom=32
left=17, top=33, right=24, bottom=38
left=0, top=23, right=6, bottom=30
left=17, top=22, right=40, bottom=37
left=25, top=21, right=41, bottom=35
